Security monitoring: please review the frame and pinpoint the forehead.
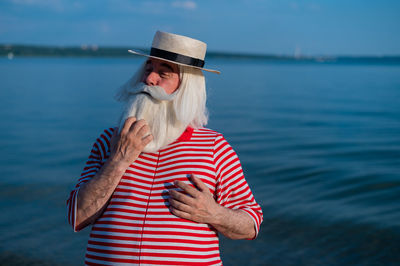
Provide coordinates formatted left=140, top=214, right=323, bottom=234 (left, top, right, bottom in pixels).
left=145, top=58, right=179, bottom=73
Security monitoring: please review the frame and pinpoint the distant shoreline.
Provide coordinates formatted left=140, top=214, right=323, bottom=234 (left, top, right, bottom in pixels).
left=1, top=44, right=400, bottom=64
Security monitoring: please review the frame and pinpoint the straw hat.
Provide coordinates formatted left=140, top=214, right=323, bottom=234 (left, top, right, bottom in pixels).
left=128, top=31, right=220, bottom=74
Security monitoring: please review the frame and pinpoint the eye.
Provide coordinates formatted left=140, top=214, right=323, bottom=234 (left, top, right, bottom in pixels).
left=160, top=72, right=171, bottom=78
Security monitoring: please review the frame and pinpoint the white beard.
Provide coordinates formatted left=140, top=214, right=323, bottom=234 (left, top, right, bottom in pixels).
left=118, top=83, right=187, bottom=153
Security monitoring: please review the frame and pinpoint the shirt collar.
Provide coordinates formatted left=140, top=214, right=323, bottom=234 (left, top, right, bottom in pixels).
left=177, top=126, right=194, bottom=141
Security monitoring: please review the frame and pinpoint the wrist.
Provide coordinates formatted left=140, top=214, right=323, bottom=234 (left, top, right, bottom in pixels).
left=209, top=204, right=226, bottom=227
left=104, top=157, right=130, bottom=174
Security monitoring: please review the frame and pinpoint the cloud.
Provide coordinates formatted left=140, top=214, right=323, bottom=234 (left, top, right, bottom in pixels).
left=171, top=1, right=197, bottom=11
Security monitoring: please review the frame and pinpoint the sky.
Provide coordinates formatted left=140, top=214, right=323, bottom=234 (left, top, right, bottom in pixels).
left=1, top=0, right=399, bottom=56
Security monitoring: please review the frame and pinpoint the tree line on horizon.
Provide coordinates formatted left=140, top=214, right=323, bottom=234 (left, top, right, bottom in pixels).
left=1, top=44, right=400, bottom=64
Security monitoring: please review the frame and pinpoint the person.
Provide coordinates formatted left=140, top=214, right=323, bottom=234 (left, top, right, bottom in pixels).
left=67, top=31, right=263, bottom=265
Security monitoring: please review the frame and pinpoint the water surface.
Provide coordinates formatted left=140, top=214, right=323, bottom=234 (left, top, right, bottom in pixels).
left=0, top=57, right=399, bottom=265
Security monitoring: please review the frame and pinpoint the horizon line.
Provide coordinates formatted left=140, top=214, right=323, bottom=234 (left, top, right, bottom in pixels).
left=1, top=44, right=400, bottom=62
left=2, top=43, right=400, bottom=58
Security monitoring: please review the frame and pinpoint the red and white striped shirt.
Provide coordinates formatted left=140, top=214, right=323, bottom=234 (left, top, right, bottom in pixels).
left=67, top=127, right=263, bottom=265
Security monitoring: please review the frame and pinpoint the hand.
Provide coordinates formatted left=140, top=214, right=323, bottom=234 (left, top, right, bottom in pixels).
left=109, top=117, right=153, bottom=167
left=168, top=174, right=221, bottom=224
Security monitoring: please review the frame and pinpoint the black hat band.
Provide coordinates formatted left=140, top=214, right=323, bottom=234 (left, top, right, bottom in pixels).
left=150, top=47, right=205, bottom=68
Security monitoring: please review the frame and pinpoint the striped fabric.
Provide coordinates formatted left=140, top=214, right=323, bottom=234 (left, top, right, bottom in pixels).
left=67, top=127, right=263, bottom=265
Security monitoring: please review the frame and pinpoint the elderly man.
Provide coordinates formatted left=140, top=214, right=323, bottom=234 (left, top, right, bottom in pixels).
left=67, top=31, right=263, bottom=265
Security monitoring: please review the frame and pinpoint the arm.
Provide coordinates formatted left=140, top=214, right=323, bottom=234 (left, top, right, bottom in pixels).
left=169, top=175, right=256, bottom=240
left=168, top=134, right=263, bottom=239
left=74, top=159, right=128, bottom=231
left=74, top=117, right=153, bottom=230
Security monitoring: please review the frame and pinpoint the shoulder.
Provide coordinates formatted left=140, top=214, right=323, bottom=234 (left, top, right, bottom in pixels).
left=192, top=127, right=223, bottom=138
left=191, top=127, right=225, bottom=141
left=92, top=127, right=115, bottom=159
left=96, top=127, right=115, bottom=144
left=191, top=127, right=231, bottom=146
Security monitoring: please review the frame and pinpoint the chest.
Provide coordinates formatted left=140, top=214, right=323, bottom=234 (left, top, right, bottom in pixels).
left=109, top=142, right=217, bottom=214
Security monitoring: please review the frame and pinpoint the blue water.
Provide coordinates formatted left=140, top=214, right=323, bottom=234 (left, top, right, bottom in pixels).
left=0, top=57, right=399, bottom=265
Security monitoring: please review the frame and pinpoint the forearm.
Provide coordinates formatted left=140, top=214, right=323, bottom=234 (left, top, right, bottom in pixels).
left=75, top=159, right=127, bottom=230
left=210, top=205, right=256, bottom=240
left=169, top=175, right=257, bottom=240
left=73, top=118, right=152, bottom=231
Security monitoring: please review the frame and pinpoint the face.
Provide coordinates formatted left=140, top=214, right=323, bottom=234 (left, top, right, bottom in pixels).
left=141, top=59, right=180, bottom=94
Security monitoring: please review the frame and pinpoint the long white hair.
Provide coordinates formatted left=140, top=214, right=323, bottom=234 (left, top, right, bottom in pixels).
left=115, top=61, right=208, bottom=129
left=115, top=62, right=208, bottom=128
left=114, top=61, right=209, bottom=152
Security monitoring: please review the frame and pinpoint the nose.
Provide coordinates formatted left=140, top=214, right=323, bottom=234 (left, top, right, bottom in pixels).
left=144, top=71, right=160, bottom=86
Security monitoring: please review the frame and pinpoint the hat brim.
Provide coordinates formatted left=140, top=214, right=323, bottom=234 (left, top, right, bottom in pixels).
left=128, top=49, right=220, bottom=74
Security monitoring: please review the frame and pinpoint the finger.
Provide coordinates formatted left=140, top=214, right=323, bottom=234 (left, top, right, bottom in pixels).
left=130, top=119, right=147, bottom=135
left=190, top=174, right=209, bottom=192
left=121, top=117, right=137, bottom=135
left=169, top=189, right=195, bottom=205
left=168, top=198, right=192, bottom=213
left=169, top=206, right=191, bottom=220
left=142, top=134, right=153, bottom=146
left=174, top=180, right=200, bottom=197
left=137, top=124, right=151, bottom=139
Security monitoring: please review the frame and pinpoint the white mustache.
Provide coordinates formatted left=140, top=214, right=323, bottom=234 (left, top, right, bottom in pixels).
left=126, top=83, right=178, bottom=101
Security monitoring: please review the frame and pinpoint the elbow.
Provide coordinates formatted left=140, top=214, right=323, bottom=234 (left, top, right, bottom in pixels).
left=74, top=217, right=87, bottom=232
left=223, top=225, right=257, bottom=240
left=239, top=228, right=257, bottom=240
left=74, top=204, right=106, bottom=231
left=74, top=209, right=98, bottom=232
left=73, top=212, right=87, bottom=232
left=246, top=227, right=257, bottom=240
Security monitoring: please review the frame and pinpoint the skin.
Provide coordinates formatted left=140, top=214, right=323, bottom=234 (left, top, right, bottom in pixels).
left=142, top=58, right=181, bottom=94
left=75, top=117, right=153, bottom=230
left=75, top=58, right=256, bottom=239
left=169, top=174, right=256, bottom=239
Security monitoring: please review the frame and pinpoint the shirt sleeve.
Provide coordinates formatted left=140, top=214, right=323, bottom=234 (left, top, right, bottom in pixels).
left=66, top=127, right=114, bottom=232
left=213, top=134, right=263, bottom=238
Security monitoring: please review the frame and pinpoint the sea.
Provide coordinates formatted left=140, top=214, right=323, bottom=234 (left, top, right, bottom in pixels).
left=0, top=56, right=399, bottom=265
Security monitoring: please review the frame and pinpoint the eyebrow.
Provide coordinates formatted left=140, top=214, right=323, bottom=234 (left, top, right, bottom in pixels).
left=160, top=62, right=175, bottom=72
left=145, top=59, right=175, bottom=73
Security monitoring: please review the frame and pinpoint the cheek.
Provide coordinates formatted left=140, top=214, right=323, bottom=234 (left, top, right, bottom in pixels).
left=173, top=78, right=181, bottom=90
left=172, top=74, right=181, bottom=89
left=163, top=84, right=177, bottom=94
left=164, top=75, right=180, bottom=94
